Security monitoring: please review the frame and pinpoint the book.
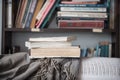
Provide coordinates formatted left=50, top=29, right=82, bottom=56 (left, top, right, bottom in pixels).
left=57, top=11, right=108, bottom=18
left=35, top=0, right=56, bottom=28
left=15, top=0, right=22, bottom=28
left=19, top=0, right=28, bottom=28
left=40, top=0, right=60, bottom=29
left=25, top=0, right=37, bottom=28
left=99, top=41, right=109, bottom=57
left=109, top=0, right=118, bottom=29
left=61, top=0, right=100, bottom=2
left=58, top=3, right=107, bottom=7
left=57, top=17, right=107, bottom=21
left=22, top=0, right=33, bottom=28
left=60, top=7, right=107, bottom=12
left=25, top=41, right=72, bottom=49
left=6, top=0, right=13, bottom=28
left=61, top=1, right=98, bottom=5
left=30, top=0, right=44, bottom=28
left=29, top=36, right=76, bottom=42
left=30, top=47, right=80, bottom=58
left=15, top=0, right=26, bottom=28
left=58, top=20, right=104, bottom=29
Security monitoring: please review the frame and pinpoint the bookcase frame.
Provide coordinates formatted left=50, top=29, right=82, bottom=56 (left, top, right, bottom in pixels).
left=2, top=0, right=120, bottom=58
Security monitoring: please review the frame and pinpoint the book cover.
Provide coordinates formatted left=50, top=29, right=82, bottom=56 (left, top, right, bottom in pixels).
left=21, top=0, right=32, bottom=28
left=30, top=47, right=80, bottom=58
left=57, top=11, right=108, bottom=18
left=25, top=0, right=37, bottom=28
left=15, top=0, right=22, bottom=28
left=30, top=0, right=44, bottom=28
left=29, top=36, right=76, bottom=42
left=60, top=7, right=107, bottom=12
left=25, top=41, right=72, bottom=49
left=58, top=3, right=107, bottom=7
left=109, top=0, right=118, bottom=29
left=61, top=0, right=100, bottom=2
left=61, top=1, right=98, bottom=5
left=6, top=0, right=13, bottom=28
left=15, top=0, right=26, bottom=28
left=58, top=20, right=104, bottom=29
left=35, top=0, right=56, bottom=28
left=19, top=0, right=28, bottom=28
left=40, top=0, right=60, bottom=29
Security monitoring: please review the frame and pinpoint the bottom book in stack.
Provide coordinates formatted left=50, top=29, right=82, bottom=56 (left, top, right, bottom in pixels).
left=30, top=47, right=80, bottom=58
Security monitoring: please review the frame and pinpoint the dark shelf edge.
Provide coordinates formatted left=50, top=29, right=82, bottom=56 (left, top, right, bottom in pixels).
left=4, top=28, right=116, bottom=33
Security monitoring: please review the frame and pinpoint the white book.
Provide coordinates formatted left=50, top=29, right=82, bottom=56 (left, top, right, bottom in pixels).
left=60, top=7, right=107, bottom=12
left=6, top=0, right=12, bottom=28
left=36, top=0, right=49, bottom=20
left=25, top=41, right=72, bottom=49
left=57, top=11, right=107, bottom=18
left=29, top=36, right=76, bottom=42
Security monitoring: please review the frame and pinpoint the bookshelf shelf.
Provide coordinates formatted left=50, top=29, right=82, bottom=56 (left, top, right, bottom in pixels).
left=4, top=28, right=115, bottom=33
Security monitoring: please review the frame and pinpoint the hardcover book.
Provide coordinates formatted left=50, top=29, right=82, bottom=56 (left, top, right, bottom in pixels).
left=30, top=47, right=80, bottom=58
left=29, top=36, right=76, bottom=42
left=58, top=20, right=104, bottom=29
left=30, top=0, right=44, bottom=28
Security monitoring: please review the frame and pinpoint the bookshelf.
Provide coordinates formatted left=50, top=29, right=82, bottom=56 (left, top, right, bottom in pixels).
left=2, top=0, right=120, bottom=58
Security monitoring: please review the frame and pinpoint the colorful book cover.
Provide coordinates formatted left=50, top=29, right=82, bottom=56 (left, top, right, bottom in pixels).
left=35, top=0, right=56, bottom=28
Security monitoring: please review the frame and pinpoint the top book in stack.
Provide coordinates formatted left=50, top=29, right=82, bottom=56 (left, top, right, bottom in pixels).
left=29, top=36, right=76, bottom=42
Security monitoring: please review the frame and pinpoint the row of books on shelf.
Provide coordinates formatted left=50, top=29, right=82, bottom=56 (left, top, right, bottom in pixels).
left=6, top=0, right=116, bottom=29
left=6, top=0, right=60, bottom=29
left=56, top=0, right=109, bottom=29
left=81, top=41, right=111, bottom=57
left=25, top=36, right=81, bottom=58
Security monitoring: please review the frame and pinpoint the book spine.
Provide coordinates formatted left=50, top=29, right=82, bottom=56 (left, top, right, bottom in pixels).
left=60, top=0, right=100, bottom=1
left=6, top=0, right=12, bottom=28
left=60, top=7, right=107, bottom=12
left=41, top=0, right=60, bottom=29
left=35, top=0, right=56, bottom=28
left=58, top=20, right=104, bottom=29
left=15, top=0, right=22, bottom=28
left=109, top=0, right=117, bottom=29
left=57, top=11, right=107, bottom=18
left=22, top=0, right=32, bottom=28
left=19, top=0, right=28, bottom=28
left=59, top=4, right=107, bottom=7
left=36, top=0, right=49, bottom=20
left=57, top=17, right=107, bottom=21
left=30, top=0, right=44, bottom=28
left=25, top=0, right=37, bottom=28
left=61, top=1, right=98, bottom=4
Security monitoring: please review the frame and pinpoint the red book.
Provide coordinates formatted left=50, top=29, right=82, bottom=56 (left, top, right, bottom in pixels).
left=58, top=20, right=104, bottom=29
left=35, top=0, right=56, bottom=28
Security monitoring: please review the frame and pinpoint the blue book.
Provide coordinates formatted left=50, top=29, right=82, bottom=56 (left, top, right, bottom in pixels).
left=95, top=44, right=99, bottom=57
left=25, top=0, right=37, bottom=28
left=81, top=48, right=87, bottom=57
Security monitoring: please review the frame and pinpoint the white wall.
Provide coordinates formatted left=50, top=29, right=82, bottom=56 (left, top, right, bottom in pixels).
left=0, top=0, right=2, bottom=55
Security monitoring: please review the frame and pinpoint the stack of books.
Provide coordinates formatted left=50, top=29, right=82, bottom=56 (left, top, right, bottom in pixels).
left=57, top=0, right=109, bottom=29
left=25, top=36, right=81, bottom=58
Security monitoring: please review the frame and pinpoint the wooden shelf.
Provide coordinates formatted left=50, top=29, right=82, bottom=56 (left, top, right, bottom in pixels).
left=4, top=28, right=115, bottom=33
